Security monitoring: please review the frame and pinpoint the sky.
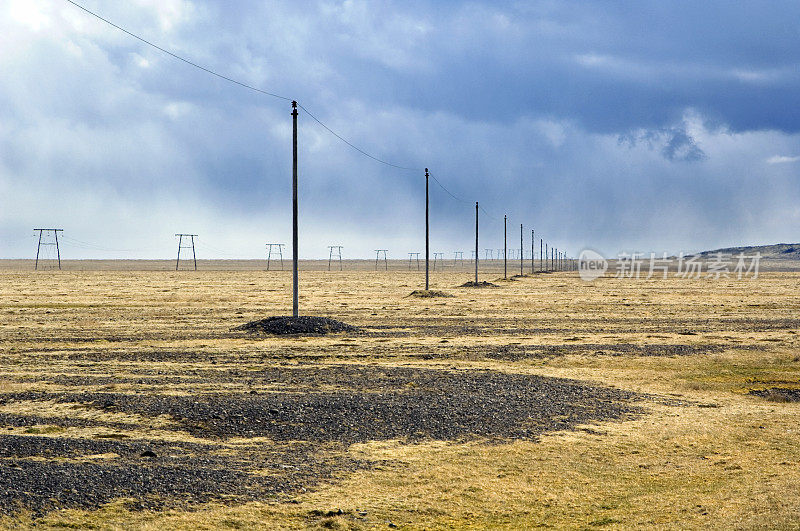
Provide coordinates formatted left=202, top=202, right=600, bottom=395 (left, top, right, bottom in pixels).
left=1, top=0, right=799, bottom=259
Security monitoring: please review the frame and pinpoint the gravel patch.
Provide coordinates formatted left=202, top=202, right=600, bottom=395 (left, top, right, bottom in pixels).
left=3, top=366, right=644, bottom=444
left=409, top=343, right=732, bottom=361
left=0, top=435, right=357, bottom=517
left=749, top=387, right=800, bottom=403
left=234, top=316, right=358, bottom=335
left=0, top=365, right=647, bottom=517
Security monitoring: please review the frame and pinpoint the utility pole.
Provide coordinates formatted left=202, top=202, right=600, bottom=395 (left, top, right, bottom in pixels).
left=433, top=252, right=444, bottom=271
left=35, top=230, right=41, bottom=269
left=408, top=252, right=420, bottom=270
left=504, top=215, right=507, bottom=279
left=425, top=168, right=429, bottom=291
left=545, top=243, right=548, bottom=272
left=531, top=229, right=534, bottom=274
left=175, top=234, right=198, bottom=271
left=375, top=249, right=388, bottom=271
left=291, top=101, right=299, bottom=317
left=266, top=243, right=285, bottom=271
left=34, top=229, right=63, bottom=270
left=520, top=223, right=524, bottom=277
left=475, top=201, right=479, bottom=284
left=327, top=246, right=343, bottom=271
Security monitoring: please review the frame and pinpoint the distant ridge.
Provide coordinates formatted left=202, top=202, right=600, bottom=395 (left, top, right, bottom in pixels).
left=696, top=243, right=800, bottom=260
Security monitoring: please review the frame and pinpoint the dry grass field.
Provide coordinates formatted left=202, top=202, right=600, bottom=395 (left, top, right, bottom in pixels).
left=1, top=262, right=800, bottom=529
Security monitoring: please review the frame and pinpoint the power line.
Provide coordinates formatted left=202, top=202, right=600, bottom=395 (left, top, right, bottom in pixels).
left=63, top=0, right=292, bottom=102
left=479, top=204, right=503, bottom=222
left=60, top=235, right=144, bottom=253
left=297, top=104, right=420, bottom=172
left=62, top=1, right=523, bottom=231
left=63, top=0, right=421, bottom=173
left=427, top=172, right=471, bottom=204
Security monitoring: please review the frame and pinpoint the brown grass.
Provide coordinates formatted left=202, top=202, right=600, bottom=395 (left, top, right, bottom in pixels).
left=2, top=267, right=800, bottom=528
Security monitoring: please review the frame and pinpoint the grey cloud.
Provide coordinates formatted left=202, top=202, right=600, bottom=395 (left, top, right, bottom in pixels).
left=2, top=1, right=800, bottom=260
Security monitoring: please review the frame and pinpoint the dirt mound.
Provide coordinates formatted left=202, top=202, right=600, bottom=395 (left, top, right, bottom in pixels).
left=235, top=316, right=358, bottom=335
left=409, top=290, right=453, bottom=298
left=459, top=281, right=499, bottom=288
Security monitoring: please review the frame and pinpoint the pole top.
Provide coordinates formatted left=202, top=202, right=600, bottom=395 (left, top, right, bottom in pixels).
left=291, top=100, right=297, bottom=108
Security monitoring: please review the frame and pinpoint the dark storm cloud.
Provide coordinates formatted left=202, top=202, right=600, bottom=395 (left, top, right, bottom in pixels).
left=1, top=0, right=800, bottom=259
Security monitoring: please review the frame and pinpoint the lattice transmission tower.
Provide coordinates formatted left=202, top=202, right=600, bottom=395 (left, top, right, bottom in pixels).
left=266, top=243, right=285, bottom=271
left=175, top=234, right=198, bottom=270
left=34, top=228, right=63, bottom=270
left=328, top=246, right=343, bottom=271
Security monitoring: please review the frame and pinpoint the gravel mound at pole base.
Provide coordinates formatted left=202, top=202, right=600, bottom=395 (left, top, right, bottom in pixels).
left=235, top=316, right=358, bottom=335
left=408, top=290, right=454, bottom=298
left=459, top=281, right=499, bottom=288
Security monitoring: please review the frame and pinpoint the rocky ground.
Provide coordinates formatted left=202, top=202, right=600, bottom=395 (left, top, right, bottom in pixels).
left=0, top=364, right=645, bottom=515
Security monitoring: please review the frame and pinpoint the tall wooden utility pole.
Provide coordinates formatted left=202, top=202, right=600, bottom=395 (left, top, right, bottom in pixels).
left=531, top=230, right=534, bottom=274
left=425, top=168, right=429, bottom=291
left=520, top=224, right=524, bottom=276
left=292, top=101, right=299, bottom=317
left=474, top=202, right=479, bottom=284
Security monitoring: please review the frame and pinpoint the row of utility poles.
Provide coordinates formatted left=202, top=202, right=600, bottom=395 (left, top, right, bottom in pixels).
left=289, top=102, right=573, bottom=317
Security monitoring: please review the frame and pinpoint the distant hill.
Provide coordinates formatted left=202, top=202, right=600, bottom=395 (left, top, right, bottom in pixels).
left=697, top=243, right=800, bottom=260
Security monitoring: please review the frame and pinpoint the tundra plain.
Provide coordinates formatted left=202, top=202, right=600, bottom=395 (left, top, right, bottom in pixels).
left=1, top=262, right=799, bottom=529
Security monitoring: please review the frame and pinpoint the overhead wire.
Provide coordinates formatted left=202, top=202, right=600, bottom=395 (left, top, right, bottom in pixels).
left=63, top=0, right=292, bottom=102
left=296, top=104, right=420, bottom=172
left=62, top=0, right=541, bottom=253
left=60, top=235, right=154, bottom=253
left=194, top=241, right=242, bottom=258
left=427, top=172, right=470, bottom=204
left=63, top=1, right=490, bottom=206
left=3, top=234, right=39, bottom=245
